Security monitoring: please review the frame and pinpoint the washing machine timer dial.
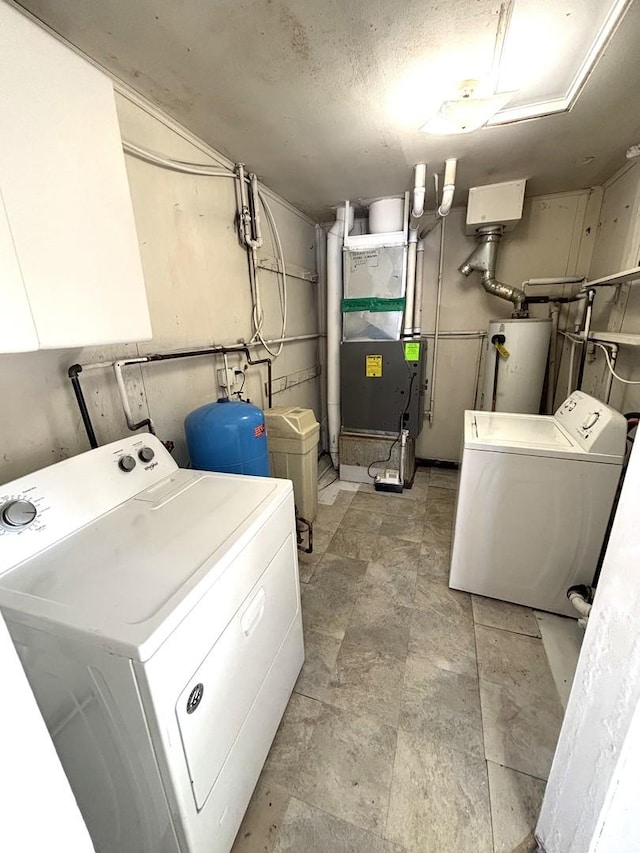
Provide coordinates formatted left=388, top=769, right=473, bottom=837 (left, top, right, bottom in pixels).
left=582, top=411, right=601, bottom=431
left=1, top=499, right=37, bottom=529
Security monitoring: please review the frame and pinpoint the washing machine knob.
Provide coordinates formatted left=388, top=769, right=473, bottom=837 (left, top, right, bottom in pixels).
left=138, top=447, right=155, bottom=463
left=1, top=499, right=37, bottom=528
left=118, top=455, right=137, bottom=472
left=582, top=412, right=600, bottom=430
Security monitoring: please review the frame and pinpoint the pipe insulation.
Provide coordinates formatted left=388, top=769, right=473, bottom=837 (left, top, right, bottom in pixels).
left=327, top=205, right=353, bottom=468
left=458, top=227, right=526, bottom=313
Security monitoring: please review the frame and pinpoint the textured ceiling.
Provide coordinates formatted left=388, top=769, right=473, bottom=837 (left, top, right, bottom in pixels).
left=14, top=0, right=640, bottom=219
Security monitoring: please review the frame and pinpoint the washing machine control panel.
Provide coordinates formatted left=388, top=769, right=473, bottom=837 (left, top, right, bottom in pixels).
left=555, top=391, right=627, bottom=457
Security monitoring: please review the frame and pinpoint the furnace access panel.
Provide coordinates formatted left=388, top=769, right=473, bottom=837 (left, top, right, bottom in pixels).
left=340, top=340, right=426, bottom=437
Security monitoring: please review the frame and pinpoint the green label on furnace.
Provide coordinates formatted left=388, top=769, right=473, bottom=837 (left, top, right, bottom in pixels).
left=404, top=342, right=420, bottom=361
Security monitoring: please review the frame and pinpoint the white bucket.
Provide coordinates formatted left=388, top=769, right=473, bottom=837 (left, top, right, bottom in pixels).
left=368, top=197, right=404, bottom=233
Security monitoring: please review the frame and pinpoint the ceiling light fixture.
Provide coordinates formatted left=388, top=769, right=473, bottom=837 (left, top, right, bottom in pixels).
left=420, top=80, right=517, bottom=135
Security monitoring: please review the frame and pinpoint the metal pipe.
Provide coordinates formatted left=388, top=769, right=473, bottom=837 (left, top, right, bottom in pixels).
left=113, top=345, right=273, bottom=437
left=576, top=289, right=596, bottom=389
left=413, top=240, right=425, bottom=336
left=525, top=294, right=587, bottom=305
left=236, top=163, right=252, bottom=248
left=603, top=343, right=619, bottom=404
left=113, top=360, right=156, bottom=434
left=567, top=336, right=577, bottom=398
left=472, top=335, right=485, bottom=407
left=547, top=303, right=560, bottom=414
left=68, top=365, right=98, bottom=449
left=459, top=227, right=527, bottom=314
left=248, top=172, right=263, bottom=248
left=71, top=336, right=315, bottom=442
left=427, top=219, right=446, bottom=422
left=421, top=330, right=486, bottom=338
left=315, top=220, right=329, bottom=452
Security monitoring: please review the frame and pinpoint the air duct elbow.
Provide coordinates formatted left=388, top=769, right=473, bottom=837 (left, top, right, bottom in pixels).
left=459, top=226, right=526, bottom=314
left=481, top=274, right=526, bottom=313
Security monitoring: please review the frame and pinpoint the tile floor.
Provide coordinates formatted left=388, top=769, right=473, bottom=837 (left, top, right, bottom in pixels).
left=232, top=467, right=566, bottom=853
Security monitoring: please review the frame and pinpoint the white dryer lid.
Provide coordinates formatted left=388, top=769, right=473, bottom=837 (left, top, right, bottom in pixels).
left=0, top=469, right=291, bottom=659
left=464, top=411, right=622, bottom=463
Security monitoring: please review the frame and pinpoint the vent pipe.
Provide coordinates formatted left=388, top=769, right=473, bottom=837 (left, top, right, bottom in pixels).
left=458, top=226, right=527, bottom=316
left=327, top=204, right=354, bottom=468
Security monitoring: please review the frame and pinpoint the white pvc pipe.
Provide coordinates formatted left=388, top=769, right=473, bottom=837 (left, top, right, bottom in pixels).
left=523, top=277, right=586, bottom=286
left=412, top=164, right=427, bottom=217
left=427, top=218, right=447, bottom=422
left=409, top=163, right=427, bottom=231
left=406, top=163, right=427, bottom=336
left=122, top=140, right=234, bottom=178
left=568, top=591, right=592, bottom=619
left=567, top=338, right=577, bottom=397
left=113, top=359, right=151, bottom=432
left=404, top=233, right=418, bottom=337
left=327, top=205, right=353, bottom=468
left=437, top=158, right=457, bottom=217
left=413, top=240, right=425, bottom=335
left=248, top=173, right=263, bottom=249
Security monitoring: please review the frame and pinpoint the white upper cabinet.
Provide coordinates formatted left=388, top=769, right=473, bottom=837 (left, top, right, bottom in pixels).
left=0, top=188, right=39, bottom=352
left=0, top=3, right=152, bottom=352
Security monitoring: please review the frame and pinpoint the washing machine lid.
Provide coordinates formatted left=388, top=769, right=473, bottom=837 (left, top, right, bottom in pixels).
left=464, top=410, right=622, bottom=462
left=0, top=469, right=291, bottom=659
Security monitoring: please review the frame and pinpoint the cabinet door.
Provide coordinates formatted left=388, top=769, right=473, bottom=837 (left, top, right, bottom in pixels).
left=0, top=4, right=152, bottom=350
left=0, top=188, right=39, bottom=352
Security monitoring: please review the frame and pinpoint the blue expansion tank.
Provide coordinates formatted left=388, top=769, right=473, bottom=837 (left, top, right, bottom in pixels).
left=184, top=398, right=270, bottom=476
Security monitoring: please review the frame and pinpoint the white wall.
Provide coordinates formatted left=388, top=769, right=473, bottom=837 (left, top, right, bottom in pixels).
left=536, top=159, right=640, bottom=852
left=416, top=188, right=601, bottom=461
left=536, top=438, right=640, bottom=853
left=578, top=160, right=640, bottom=413
left=0, top=90, right=319, bottom=484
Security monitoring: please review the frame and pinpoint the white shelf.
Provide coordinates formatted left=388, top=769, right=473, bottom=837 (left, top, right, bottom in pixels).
left=588, top=331, right=640, bottom=347
left=584, top=267, right=640, bottom=288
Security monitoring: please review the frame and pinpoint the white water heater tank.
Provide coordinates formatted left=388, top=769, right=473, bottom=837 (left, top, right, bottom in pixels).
left=480, top=318, right=551, bottom=413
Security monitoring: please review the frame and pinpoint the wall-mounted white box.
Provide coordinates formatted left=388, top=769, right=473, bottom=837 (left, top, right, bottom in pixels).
left=465, top=179, right=527, bottom=235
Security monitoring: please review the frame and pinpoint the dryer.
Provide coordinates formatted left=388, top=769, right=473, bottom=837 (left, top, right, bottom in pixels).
left=0, top=435, right=303, bottom=853
left=449, top=392, right=627, bottom=616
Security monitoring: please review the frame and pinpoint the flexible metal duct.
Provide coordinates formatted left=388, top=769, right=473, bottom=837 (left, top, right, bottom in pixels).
left=459, top=227, right=527, bottom=315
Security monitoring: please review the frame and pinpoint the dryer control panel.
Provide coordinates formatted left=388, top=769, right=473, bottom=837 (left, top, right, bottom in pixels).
left=555, top=391, right=627, bottom=458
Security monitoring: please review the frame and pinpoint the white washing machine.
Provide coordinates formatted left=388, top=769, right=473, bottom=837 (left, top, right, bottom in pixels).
left=0, top=435, right=303, bottom=853
left=449, top=391, right=627, bottom=616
